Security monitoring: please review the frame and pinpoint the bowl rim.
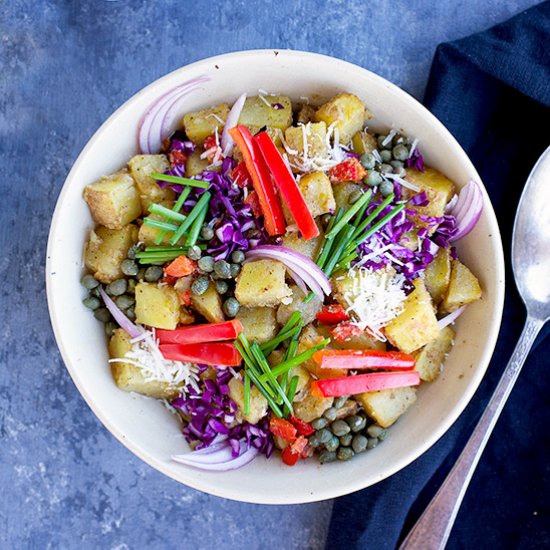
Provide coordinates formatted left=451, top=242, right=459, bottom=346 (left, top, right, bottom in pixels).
left=46, top=48, right=505, bottom=504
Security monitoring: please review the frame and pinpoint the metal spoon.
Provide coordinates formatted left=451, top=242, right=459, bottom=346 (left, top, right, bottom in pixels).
left=399, top=145, right=550, bottom=550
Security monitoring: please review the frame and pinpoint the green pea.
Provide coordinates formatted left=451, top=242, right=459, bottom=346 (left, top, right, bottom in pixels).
left=82, top=296, right=100, bottom=310
left=231, top=250, right=245, bottom=263
left=331, top=420, right=351, bottom=437
left=325, top=435, right=340, bottom=452
left=346, top=415, right=367, bottom=433
left=214, top=260, right=232, bottom=279
left=187, top=245, right=202, bottom=261
left=223, top=297, right=240, bottom=318
left=339, top=434, right=353, bottom=447
left=380, top=149, right=392, bottom=163
left=198, top=256, right=215, bottom=273
left=367, top=437, right=379, bottom=450
left=144, top=266, right=164, bottom=282
left=333, top=396, right=349, bottom=409
left=230, top=263, right=241, bottom=278
left=308, top=434, right=322, bottom=448
left=104, top=321, right=117, bottom=337
left=367, top=425, right=386, bottom=438
left=121, top=259, right=139, bottom=277
left=311, top=417, right=328, bottom=430
left=377, top=135, right=392, bottom=150
left=360, top=152, right=376, bottom=170
left=191, top=276, right=210, bottom=296
left=126, top=307, right=136, bottom=321
left=126, top=279, right=136, bottom=295
left=319, top=450, right=337, bottom=464
left=348, top=190, right=363, bottom=205
left=317, top=428, right=333, bottom=445
left=365, top=171, right=383, bottom=187
left=392, top=144, right=409, bottom=161
left=201, top=226, right=215, bottom=240
left=115, top=294, right=135, bottom=310
left=380, top=163, right=393, bottom=175
left=337, top=447, right=355, bottom=461
left=380, top=180, right=394, bottom=197
left=323, top=407, right=337, bottom=422
left=352, top=434, right=368, bottom=453
left=214, top=280, right=229, bottom=294
left=94, top=308, right=111, bottom=323
left=107, top=279, right=127, bottom=296
left=81, top=274, right=99, bottom=290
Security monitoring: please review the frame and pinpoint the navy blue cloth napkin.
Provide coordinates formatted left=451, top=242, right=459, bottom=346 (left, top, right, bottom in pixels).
left=326, top=3, right=550, bottom=549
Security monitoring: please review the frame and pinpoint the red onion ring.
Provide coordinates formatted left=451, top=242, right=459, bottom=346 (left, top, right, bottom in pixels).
left=99, top=287, right=143, bottom=339
left=221, top=93, right=247, bottom=156
left=438, top=305, right=466, bottom=329
left=172, top=443, right=259, bottom=471
left=449, top=180, right=483, bottom=242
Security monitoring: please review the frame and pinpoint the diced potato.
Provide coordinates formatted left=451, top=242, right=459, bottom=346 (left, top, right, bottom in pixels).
left=294, top=385, right=334, bottom=423
left=351, top=130, right=377, bottom=156
left=182, top=103, right=230, bottom=145
left=332, top=182, right=361, bottom=211
left=184, top=149, right=212, bottom=177
left=281, top=171, right=335, bottom=221
left=317, top=325, right=386, bottom=352
left=281, top=228, right=323, bottom=261
left=315, top=93, right=368, bottom=143
left=137, top=214, right=177, bottom=246
left=424, top=248, right=451, bottom=305
left=83, top=170, right=141, bottom=229
left=296, top=104, right=316, bottom=125
left=268, top=350, right=311, bottom=401
left=109, top=329, right=179, bottom=399
left=228, top=375, right=268, bottom=425
left=135, top=282, right=180, bottom=329
left=179, top=307, right=195, bottom=325
left=414, top=326, right=455, bottom=382
left=356, top=386, right=417, bottom=428
left=277, top=285, right=323, bottom=326
left=190, top=281, right=224, bottom=323
left=405, top=167, right=455, bottom=223
left=127, top=154, right=174, bottom=214
left=235, top=260, right=292, bottom=307
left=334, top=398, right=358, bottom=420
left=236, top=306, right=278, bottom=344
left=84, top=224, right=138, bottom=284
left=332, top=268, right=362, bottom=307
left=298, top=325, right=345, bottom=379
left=238, top=95, right=293, bottom=132
left=284, top=122, right=329, bottom=166
left=385, top=278, right=440, bottom=354
left=440, top=259, right=482, bottom=313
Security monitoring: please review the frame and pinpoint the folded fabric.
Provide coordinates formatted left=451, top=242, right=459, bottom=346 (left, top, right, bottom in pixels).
left=327, top=3, right=550, bottom=549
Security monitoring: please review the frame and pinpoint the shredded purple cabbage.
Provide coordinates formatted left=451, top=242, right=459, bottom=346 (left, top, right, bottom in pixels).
left=171, top=367, right=273, bottom=458
left=406, top=147, right=424, bottom=171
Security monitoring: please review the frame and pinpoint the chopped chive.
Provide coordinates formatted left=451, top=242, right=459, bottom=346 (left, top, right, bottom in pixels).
left=324, top=226, right=355, bottom=277
left=154, top=187, right=192, bottom=245
left=352, top=194, right=371, bottom=226
left=284, top=375, right=300, bottom=416
left=260, top=325, right=300, bottom=356
left=316, top=208, right=344, bottom=270
left=185, top=202, right=209, bottom=248
left=267, top=338, right=330, bottom=379
left=151, top=173, right=210, bottom=189
left=148, top=203, right=187, bottom=222
left=352, top=193, right=395, bottom=241
left=243, top=372, right=251, bottom=417
left=325, top=189, right=372, bottom=240
left=355, top=203, right=406, bottom=247
left=143, top=218, right=179, bottom=232
left=170, top=192, right=211, bottom=245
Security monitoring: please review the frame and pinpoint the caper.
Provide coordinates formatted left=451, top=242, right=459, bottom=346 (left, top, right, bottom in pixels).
left=367, top=425, right=386, bottom=438
left=91, top=286, right=101, bottom=298
left=115, top=294, right=135, bottom=310
left=380, top=149, right=392, bottom=163
left=94, top=307, right=111, bottom=323
left=333, top=396, right=349, bottom=409
left=127, top=243, right=142, bottom=260
left=379, top=163, right=393, bottom=175
left=126, top=307, right=136, bottom=321
left=390, top=159, right=405, bottom=170
left=230, top=263, right=241, bottom=278
left=392, top=143, right=409, bottom=161
left=231, top=250, right=245, bottom=263
left=81, top=274, right=99, bottom=290
left=144, top=266, right=164, bottom=282
left=319, top=450, right=337, bottom=464
left=317, top=428, right=333, bottom=445
left=378, top=429, right=388, bottom=441
left=136, top=268, right=146, bottom=281
left=214, top=260, right=232, bottom=279
left=380, top=180, right=394, bottom=197
left=365, top=171, right=383, bottom=187
left=325, top=435, right=340, bottom=452
left=191, top=275, right=210, bottom=296
left=107, top=278, right=127, bottom=296
left=348, top=190, right=363, bottom=205
left=377, top=134, right=391, bottom=150
left=337, top=447, right=355, bottom=461
left=82, top=296, right=100, bottom=310
left=214, top=280, right=229, bottom=294
left=223, top=297, right=240, bottom=318
left=367, top=437, right=379, bottom=450
left=321, top=213, right=333, bottom=227
left=339, top=434, right=353, bottom=447
left=323, top=407, right=337, bottom=422
left=331, top=420, right=351, bottom=437
left=360, top=152, right=376, bottom=170
left=352, top=434, right=368, bottom=453
left=200, top=225, right=215, bottom=240
left=308, top=434, right=321, bottom=448
left=187, top=245, right=202, bottom=261
left=121, top=259, right=139, bottom=277
left=393, top=134, right=406, bottom=146
left=346, top=415, right=367, bottom=433
left=126, top=279, right=136, bottom=295
left=198, top=256, right=215, bottom=273
left=311, top=417, right=328, bottom=430
left=104, top=321, right=117, bottom=337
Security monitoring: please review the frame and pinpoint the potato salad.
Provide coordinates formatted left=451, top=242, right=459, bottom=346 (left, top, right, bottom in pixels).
left=80, top=87, right=483, bottom=469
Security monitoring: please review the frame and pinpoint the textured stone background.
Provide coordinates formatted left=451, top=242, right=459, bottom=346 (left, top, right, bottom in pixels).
left=0, top=1, right=540, bottom=548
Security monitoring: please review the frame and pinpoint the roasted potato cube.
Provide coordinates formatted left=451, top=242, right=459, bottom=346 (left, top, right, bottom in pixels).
left=334, top=398, right=359, bottom=420
left=404, top=167, right=456, bottom=223
left=135, top=282, right=180, bottom=329
left=277, top=285, right=323, bottom=326
left=281, top=228, right=323, bottom=261
left=385, top=278, right=440, bottom=354
left=236, top=306, right=278, bottom=344
left=298, top=325, right=345, bottom=379
left=235, top=260, right=292, bottom=307
left=293, top=385, right=334, bottom=423
left=84, top=224, right=138, bottom=284
left=351, top=130, right=377, bottom=156
left=127, top=154, right=174, bottom=214
left=284, top=122, right=329, bottom=165
left=424, top=247, right=452, bottom=305
left=182, top=103, right=230, bottom=145
left=317, top=325, right=386, bottom=352
left=137, top=214, right=177, bottom=246
left=414, top=326, right=455, bottom=382
left=440, top=259, right=482, bottom=313
left=356, top=386, right=417, bottom=428
left=109, top=329, right=179, bottom=399
left=282, top=171, right=335, bottom=220
left=269, top=350, right=311, bottom=401
left=185, top=149, right=212, bottom=177
left=315, top=93, right=368, bottom=143
left=332, top=182, right=362, bottom=211
left=179, top=307, right=195, bottom=325
left=190, top=281, right=224, bottom=323
left=238, top=95, right=293, bottom=132
left=228, top=375, right=268, bottom=425
left=83, top=170, right=141, bottom=229
left=296, top=104, right=316, bottom=125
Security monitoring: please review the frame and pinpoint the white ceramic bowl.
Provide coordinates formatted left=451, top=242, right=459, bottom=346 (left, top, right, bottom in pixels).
left=46, top=50, right=505, bottom=504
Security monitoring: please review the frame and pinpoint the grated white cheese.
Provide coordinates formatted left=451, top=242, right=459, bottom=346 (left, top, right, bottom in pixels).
left=408, top=138, right=419, bottom=158
left=384, top=172, right=420, bottom=192
left=342, top=267, right=407, bottom=341
left=381, top=129, right=396, bottom=147
left=205, top=113, right=225, bottom=125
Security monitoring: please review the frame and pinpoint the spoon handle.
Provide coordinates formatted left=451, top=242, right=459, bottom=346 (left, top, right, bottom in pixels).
left=399, top=315, right=545, bottom=550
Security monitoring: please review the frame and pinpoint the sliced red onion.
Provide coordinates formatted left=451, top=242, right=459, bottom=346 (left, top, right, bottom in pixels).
left=221, top=93, right=247, bottom=156
left=438, top=305, right=466, bottom=329
left=445, top=193, right=458, bottom=212
left=172, top=443, right=259, bottom=471
left=99, top=288, right=143, bottom=339
left=448, top=180, right=483, bottom=242
left=285, top=265, right=310, bottom=295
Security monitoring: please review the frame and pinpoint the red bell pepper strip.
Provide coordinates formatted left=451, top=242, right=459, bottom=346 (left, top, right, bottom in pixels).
left=159, top=342, right=242, bottom=367
left=329, top=322, right=362, bottom=342
left=231, top=161, right=251, bottom=188
left=313, top=349, right=415, bottom=371
left=157, top=320, right=243, bottom=345
left=254, top=132, right=319, bottom=240
left=228, top=126, right=286, bottom=236
left=311, top=371, right=420, bottom=398
left=288, top=416, right=315, bottom=437
left=316, top=304, right=350, bottom=325
left=269, top=417, right=297, bottom=441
